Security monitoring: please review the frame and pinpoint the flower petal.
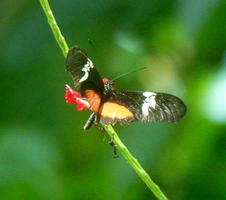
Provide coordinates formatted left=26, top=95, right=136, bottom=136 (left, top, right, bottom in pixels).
left=65, top=84, right=90, bottom=111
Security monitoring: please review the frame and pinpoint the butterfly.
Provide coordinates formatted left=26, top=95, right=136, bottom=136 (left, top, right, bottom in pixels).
left=66, top=45, right=186, bottom=130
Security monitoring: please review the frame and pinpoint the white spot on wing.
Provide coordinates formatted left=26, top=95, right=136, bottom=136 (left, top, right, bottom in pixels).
left=79, top=58, right=94, bottom=82
left=142, top=92, right=156, bottom=116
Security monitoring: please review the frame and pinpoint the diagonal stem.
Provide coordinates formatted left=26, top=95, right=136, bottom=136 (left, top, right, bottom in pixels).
left=39, top=0, right=68, bottom=57
left=103, top=125, right=168, bottom=200
left=39, top=1, right=168, bottom=200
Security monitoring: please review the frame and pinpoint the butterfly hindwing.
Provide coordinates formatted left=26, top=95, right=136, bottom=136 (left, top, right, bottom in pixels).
left=66, top=46, right=104, bottom=96
left=98, top=89, right=186, bottom=125
left=98, top=101, right=135, bottom=125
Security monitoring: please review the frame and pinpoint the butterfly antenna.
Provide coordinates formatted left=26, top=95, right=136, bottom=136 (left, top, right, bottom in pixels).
left=112, top=67, right=147, bottom=81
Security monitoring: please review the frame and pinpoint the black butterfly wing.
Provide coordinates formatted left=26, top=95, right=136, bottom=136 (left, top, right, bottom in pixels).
left=66, top=46, right=104, bottom=96
left=98, top=89, right=186, bottom=125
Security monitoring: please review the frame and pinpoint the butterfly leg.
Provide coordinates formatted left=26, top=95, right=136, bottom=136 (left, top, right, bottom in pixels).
left=108, top=137, right=119, bottom=158
left=83, top=112, right=96, bottom=130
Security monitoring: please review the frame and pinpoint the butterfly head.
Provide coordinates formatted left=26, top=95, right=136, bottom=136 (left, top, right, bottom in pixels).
left=102, top=78, right=114, bottom=94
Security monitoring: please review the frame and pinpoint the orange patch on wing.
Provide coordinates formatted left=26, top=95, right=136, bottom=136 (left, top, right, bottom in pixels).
left=99, top=102, right=134, bottom=119
left=84, top=90, right=101, bottom=112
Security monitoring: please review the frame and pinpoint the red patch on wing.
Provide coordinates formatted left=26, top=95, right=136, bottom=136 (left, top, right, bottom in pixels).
left=83, top=89, right=101, bottom=112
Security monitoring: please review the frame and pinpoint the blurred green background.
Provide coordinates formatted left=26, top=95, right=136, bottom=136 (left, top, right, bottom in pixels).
left=0, top=0, right=226, bottom=199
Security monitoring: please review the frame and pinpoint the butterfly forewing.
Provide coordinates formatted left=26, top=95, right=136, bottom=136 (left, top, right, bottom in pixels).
left=66, top=46, right=104, bottom=95
left=99, top=90, right=186, bottom=125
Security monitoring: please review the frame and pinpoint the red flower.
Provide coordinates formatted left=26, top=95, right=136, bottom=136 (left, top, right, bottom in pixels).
left=65, top=84, right=90, bottom=111
left=65, top=78, right=109, bottom=111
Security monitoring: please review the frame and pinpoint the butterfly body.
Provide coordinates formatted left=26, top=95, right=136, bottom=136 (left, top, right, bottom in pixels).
left=66, top=46, right=186, bottom=129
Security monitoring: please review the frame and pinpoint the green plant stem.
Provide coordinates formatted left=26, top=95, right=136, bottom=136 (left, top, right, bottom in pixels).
left=103, top=125, right=168, bottom=200
left=39, top=0, right=68, bottom=57
left=39, top=1, right=168, bottom=200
